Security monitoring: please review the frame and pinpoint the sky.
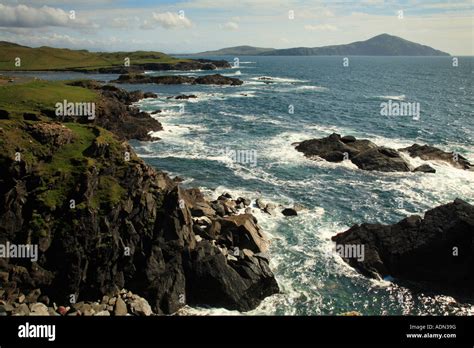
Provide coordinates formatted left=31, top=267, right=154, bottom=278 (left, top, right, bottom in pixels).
left=0, top=0, right=472, bottom=55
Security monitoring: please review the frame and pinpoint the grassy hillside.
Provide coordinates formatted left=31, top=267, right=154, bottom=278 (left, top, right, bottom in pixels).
left=0, top=79, right=98, bottom=116
left=0, top=41, right=189, bottom=71
left=0, top=78, right=134, bottom=211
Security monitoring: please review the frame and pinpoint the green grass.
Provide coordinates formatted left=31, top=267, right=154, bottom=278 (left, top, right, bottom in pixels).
left=0, top=79, right=132, bottom=211
left=0, top=42, right=190, bottom=71
left=0, top=79, right=98, bottom=116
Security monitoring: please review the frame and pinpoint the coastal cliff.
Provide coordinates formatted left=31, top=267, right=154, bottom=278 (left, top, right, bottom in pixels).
left=0, top=79, right=278, bottom=315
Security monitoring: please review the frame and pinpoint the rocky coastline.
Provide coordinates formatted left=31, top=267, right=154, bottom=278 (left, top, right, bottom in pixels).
left=295, top=133, right=472, bottom=172
left=0, top=80, right=278, bottom=316
left=113, top=73, right=243, bottom=86
left=332, top=199, right=474, bottom=298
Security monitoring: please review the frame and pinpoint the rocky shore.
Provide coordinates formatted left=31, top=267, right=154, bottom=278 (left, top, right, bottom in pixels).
left=295, top=133, right=472, bottom=172
left=0, top=288, right=157, bottom=316
left=67, top=59, right=232, bottom=74
left=0, top=79, right=279, bottom=315
left=332, top=199, right=474, bottom=297
left=113, top=73, right=243, bottom=86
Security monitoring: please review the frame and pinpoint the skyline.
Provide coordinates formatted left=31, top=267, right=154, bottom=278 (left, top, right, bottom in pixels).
left=0, top=0, right=472, bottom=55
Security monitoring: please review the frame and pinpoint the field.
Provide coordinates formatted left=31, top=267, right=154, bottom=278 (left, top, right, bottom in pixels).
left=0, top=41, right=189, bottom=71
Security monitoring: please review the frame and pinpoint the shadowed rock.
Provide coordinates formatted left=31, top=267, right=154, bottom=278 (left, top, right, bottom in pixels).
left=332, top=199, right=474, bottom=296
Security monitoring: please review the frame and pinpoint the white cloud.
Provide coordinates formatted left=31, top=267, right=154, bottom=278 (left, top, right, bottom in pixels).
left=142, top=11, right=192, bottom=30
left=304, top=24, right=338, bottom=31
left=220, top=21, right=239, bottom=31
left=0, top=4, right=93, bottom=28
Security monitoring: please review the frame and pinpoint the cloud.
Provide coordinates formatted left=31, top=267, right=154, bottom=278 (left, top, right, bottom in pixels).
left=0, top=3, right=94, bottom=28
left=142, top=11, right=192, bottom=30
left=220, top=21, right=239, bottom=31
left=304, top=24, right=338, bottom=31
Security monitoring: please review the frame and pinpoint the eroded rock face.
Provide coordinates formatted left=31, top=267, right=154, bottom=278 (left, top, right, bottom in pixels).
left=401, top=144, right=472, bottom=170
left=332, top=199, right=474, bottom=295
left=0, top=133, right=278, bottom=314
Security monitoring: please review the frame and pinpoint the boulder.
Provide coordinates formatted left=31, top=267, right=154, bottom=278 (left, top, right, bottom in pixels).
left=129, top=296, right=153, bottom=316
left=332, top=199, right=474, bottom=295
left=29, top=303, right=49, bottom=316
left=282, top=208, right=298, bottom=216
left=295, top=133, right=412, bottom=172
left=219, top=214, right=269, bottom=253
left=351, top=147, right=411, bottom=172
left=114, top=297, right=127, bottom=316
left=413, top=164, right=436, bottom=173
left=184, top=240, right=278, bottom=311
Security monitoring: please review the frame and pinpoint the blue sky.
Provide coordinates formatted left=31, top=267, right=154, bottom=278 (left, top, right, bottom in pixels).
left=0, top=0, right=472, bottom=55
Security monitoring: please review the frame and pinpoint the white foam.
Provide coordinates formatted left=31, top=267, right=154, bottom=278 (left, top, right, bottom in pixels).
left=250, top=76, right=308, bottom=84
left=373, top=95, right=406, bottom=101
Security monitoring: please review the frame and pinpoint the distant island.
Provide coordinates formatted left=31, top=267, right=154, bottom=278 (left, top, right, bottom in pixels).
left=191, top=34, right=450, bottom=56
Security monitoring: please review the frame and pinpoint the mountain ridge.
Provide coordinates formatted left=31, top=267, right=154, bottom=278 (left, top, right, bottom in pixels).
left=192, top=34, right=449, bottom=56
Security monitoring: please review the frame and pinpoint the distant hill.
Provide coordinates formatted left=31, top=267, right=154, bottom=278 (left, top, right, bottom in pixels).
left=0, top=42, right=187, bottom=71
left=260, top=34, right=449, bottom=56
left=192, top=45, right=275, bottom=56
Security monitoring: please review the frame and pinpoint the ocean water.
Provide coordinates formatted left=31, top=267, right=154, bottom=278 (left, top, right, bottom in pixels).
left=14, top=56, right=474, bottom=315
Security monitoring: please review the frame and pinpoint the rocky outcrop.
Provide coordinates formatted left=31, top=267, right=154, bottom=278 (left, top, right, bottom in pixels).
left=295, top=133, right=411, bottom=172
left=68, top=59, right=231, bottom=74
left=296, top=134, right=473, bottom=173
left=350, top=147, right=411, bottom=172
left=0, top=120, right=278, bottom=314
left=114, top=73, right=243, bottom=86
left=65, top=81, right=162, bottom=141
left=401, top=144, right=472, bottom=170
left=332, top=199, right=474, bottom=296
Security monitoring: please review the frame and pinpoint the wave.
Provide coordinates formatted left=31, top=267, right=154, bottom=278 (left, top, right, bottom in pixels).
left=223, top=70, right=242, bottom=76
left=250, top=76, right=309, bottom=84
left=372, top=95, right=406, bottom=101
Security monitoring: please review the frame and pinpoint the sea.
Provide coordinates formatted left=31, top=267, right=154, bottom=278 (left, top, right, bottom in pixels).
left=11, top=56, right=474, bottom=315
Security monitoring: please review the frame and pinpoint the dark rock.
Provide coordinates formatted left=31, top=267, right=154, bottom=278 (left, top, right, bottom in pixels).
left=23, top=113, right=41, bottom=121
left=414, top=164, right=436, bottom=173
left=114, top=73, right=243, bottom=86
left=174, top=95, right=197, bottom=100
left=184, top=240, right=278, bottom=311
left=341, top=135, right=356, bottom=143
left=210, top=201, right=226, bottom=217
left=143, top=92, right=157, bottom=99
left=351, top=147, right=411, bottom=172
left=332, top=199, right=474, bottom=295
left=0, top=109, right=9, bottom=119
left=401, top=144, right=472, bottom=170
left=236, top=197, right=251, bottom=207
left=296, top=133, right=412, bottom=172
left=219, top=214, right=269, bottom=254
left=282, top=208, right=298, bottom=216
